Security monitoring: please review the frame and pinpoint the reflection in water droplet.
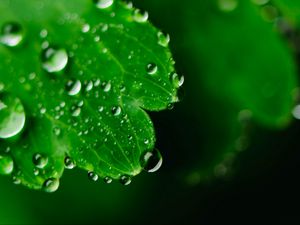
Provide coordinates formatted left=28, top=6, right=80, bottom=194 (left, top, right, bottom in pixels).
left=112, top=106, right=121, bottom=116
left=104, top=176, right=113, bottom=184
left=43, top=178, right=60, bottom=193
left=146, top=63, right=158, bottom=75
left=42, top=47, right=68, bottom=73
left=0, top=155, right=14, bottom=175
left=33, top=153, right=48, bottom=169
left=0, top=22, right=23, bottom=47
left=133, top=9, right=148, bottom=23
left=64, top=156, right=76, bottom=169
left=66, top=80, right=82, bottom=96
left=140, top=148, right=163, bottom=173
left=94, top=0, right=114, bottom=9
left=88, top=171, right=99, bottom=181
left=0, top=94, right=26, bottom=139
left=120, top=175, right=131, bottom=185
left=157, top=31, right=170, bottom=47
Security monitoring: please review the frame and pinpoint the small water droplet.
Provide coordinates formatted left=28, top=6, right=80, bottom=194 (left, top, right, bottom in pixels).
left=104, top=176, right=113, bottom=184
left=132, top=9, right=148, bottom=23
left=42, top=47, right=68, bottom=73
left=12, top=176, right=21, bottom=185
left=120, top=175, right=131, bottom=185
left=85, top=81, right=94, bottom=92
left=66, top=80, right=82, bottom=96
left=0, top=155, right=14, bottom=175
left=0, top=22, right=23, bottom=47
left=218, top=0, right=238, bottom=12
left=140, top=149, right=163, bottom=173
left=157, top=31, right=170, bottom=47
left=43, top=178, right=60, bottom=193
left=64, top=156, right=76, bottom=169
left=167, top=103, right=174, bottom=110
left=72, top=107, right=81, bottom=117
left=88, top=171, right=99, bottom=181
left=94, top=0, right=114, bottom=9
left=82, top=24, right=90, bottom=33
left=0, top=94, right=26, bottom=139
left=146, top=63, right=158, bottom=75
left=33, top=153, right=48, bottom=169
left=111, top=106, right=121, bottom=116
left=40, top=29, right=48, bottom=38
left=53, top=127, right=61, bottom=136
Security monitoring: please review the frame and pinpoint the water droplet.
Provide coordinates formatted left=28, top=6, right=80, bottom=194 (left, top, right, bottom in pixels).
left=53, top=127, right=61, bottom=136
left=85, top=81, right=94, bottom=92
left=146, top=63, right=158, bottom=75
left=0, top=22, right=23, bottom=47
left=42, top=47, right=68, bottom=73
left=64, top=156, right=76, bottom=169
left=94, top=0, right=114, bottom=9
left=82, top=24, right=90, bottom=33
left=157, top=31, right=170, bottom=47
left=167, top=103, right=174, bottom=110
left=111, top=106, right=121, bottom=116
left=140, top=149, right=163, bottom=173
left=170, top=72, right=184, bottom=87
left=12, top=176, right=21, bottom=185
left=0, top=94, right=26, bottom=139
left=102, top=81, right=111, bottom=92
left=0, top=155, right=14, bottom=175
left=104, top=176, right=113, bottom=184
left=66, top=80, right=82, bottom=96
left=132, top=9, right=148, bottom=23
left=72, top=107, right=81, bottom=117
left=120, top=175, right=131, bottom=185
left=40, top=29, right=48, bottom=38
left=33, top=153, right=48, bottom=169
left=43, top=178, right=60, bottom=193
left=88, top=171, right=99, bottom=181
left=218, top=0, right=238, bottom=12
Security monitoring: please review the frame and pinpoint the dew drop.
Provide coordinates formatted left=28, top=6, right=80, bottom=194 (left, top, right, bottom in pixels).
left=140, top=148, right=163, bottom=173
left=88, top=171, right=99, bottom=181
left=66, top=80, right=82, bottom=96
left=53, top=127, right=61, bottom=136
left=12, top=176, right=21, bottom=185
left=43, top=178, right=60, bottom=193
left=0, top=94, right=26, bottom=139
left=0, top=155, right=14, bottom=175
left=104, top=176, right=113, bottom=184
left=42, top=47, right=68, bottom=73
left=146, top=63, right=158, bottom=75
left=64, top=156, right=76, bottom=169
left=218, top=0, right=238, bottom=12
left=33, top=153, right=48, bottom=169
left=102, top=81, right=111, bottom=92
left=120, top=175, right=131, bottom=185
left=82, top=24, right=90, bottom=33
left=170, top=72, right=184, bottom=88
left=85, top=81, right=94, bottom=92
left=167, top=103, right=174, bottom=110
left=94, top=0, right=114, bottom=9
left=111, top=106, right=121, bottom=116
left=132, top=9, right=148, bottom=23
left=0, top=22, right=23, bottom=47
left=157, top=31, right=170, bottom=47
left=72, top=107, right=81, bottom=117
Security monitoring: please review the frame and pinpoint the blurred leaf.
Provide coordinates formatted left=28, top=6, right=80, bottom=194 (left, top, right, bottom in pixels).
left=273, top=0, right=300, bottom=23
left=0, top=0, right=179, bottom=191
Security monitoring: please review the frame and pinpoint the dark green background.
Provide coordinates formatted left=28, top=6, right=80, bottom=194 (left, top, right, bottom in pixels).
left=1, top=0, right=300, bottom=224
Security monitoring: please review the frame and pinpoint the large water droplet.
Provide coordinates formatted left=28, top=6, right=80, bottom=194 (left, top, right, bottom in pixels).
left=170, top=72, right=184, bottom=88
left=43, top=178, right=60, bottom=193
left=133, top=9, right=148, bottom=23
left=0, top=94, right=26, bottom=139
left=140, top=148, right=163, bottom=173
left=94, top=0, right=114, bottom=9
left=88, top=171, right=99, bottom=181
left=32, top=153, right=48, bottom=169
left=157, top=31, right=170, bottom=47
left=146, top=63, right=158, bottom=75
left=0, top=155, right=14, bottom=175
left=66, top=80, right=82, bottom=96
left=42, top=47, right=68, bottom=73
left=64, top=156, right=76, bottom=169
left=120, top=175, right=131, bottom=185
left=0, top=22, right=23, bottom=47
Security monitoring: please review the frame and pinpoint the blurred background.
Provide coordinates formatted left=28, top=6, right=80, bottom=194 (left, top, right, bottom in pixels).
left=1, top=0, right=300, bottom=224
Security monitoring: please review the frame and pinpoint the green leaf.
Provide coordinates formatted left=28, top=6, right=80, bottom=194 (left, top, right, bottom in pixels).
left=273, top=0, right=300, bottom=23
left=0, top=0, right=179, bottom=191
